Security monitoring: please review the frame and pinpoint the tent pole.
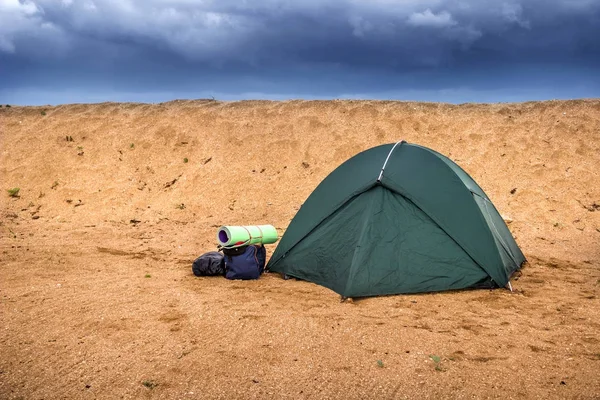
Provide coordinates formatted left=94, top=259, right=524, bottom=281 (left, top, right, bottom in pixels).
left=377, top=140, right=404, bottom=182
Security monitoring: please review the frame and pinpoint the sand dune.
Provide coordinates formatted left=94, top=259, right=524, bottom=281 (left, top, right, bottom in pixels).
left=1, top=99, right=599, bottom=399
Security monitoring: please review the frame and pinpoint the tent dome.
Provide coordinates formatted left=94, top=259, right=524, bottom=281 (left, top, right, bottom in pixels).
left=266, top=141, right=525, bottom=297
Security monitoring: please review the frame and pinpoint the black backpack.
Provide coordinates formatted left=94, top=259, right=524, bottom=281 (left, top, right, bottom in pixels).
left=192, top=251, right=226, bottom=276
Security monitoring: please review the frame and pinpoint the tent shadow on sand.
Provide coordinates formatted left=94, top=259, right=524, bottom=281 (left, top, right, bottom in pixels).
left=266, top=141, right=526, bottom=299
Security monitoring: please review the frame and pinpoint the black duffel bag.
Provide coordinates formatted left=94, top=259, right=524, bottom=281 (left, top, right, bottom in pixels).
left=192, top=251, right=226, bottom=276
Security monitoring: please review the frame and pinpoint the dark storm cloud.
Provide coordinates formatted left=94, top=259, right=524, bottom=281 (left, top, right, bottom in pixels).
left=1, top=0, right=599, bottom=104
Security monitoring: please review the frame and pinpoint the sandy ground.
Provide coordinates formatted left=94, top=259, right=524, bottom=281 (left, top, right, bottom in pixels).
left=1, top=99, right=599, bottom=399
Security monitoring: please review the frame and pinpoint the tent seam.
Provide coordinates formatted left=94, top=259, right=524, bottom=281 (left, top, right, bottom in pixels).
left=404, top=146, right=508, bottom=285
left=382, top=184, right=492, bottom=284
left=343, top=187, right=379, bottom=296
left=268, top=183, right=377, bottom=271
left=471, top=191, right=522, bottom=269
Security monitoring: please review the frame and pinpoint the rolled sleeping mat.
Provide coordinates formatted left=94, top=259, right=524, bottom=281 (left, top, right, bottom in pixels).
left=217, top=225, right=279, bottom=248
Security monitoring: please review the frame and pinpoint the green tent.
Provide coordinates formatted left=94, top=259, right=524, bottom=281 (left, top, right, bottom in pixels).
left=266, top=141, right=525, bottom=297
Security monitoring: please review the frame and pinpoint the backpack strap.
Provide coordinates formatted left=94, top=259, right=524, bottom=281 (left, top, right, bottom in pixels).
left=240, top=225, right=265, bottom=246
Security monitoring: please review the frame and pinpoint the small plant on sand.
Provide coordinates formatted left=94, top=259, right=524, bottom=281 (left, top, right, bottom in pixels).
left=183, top=157, right=188, bottom=163
left=130, top=143, right=135, bottom=149
left=7, top=188, right=20, bottom=197
left=376, top=360, right=384, bottom=368
left=5, top=104, right=11, bottom=108
left=41, top=110, right=46, bottom=116
left=176, top=203, right=186, bottom=210
left=145, top=274, right=151, bottom=278
left=142, top=380, right=157, bottom=389
left=430, top=355, right=443, bottom=371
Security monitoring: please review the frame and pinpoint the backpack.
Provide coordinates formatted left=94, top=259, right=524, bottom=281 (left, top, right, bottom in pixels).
left=223, top=245, right=266, bottom=280
left=192, top=251, right=226, bottom=276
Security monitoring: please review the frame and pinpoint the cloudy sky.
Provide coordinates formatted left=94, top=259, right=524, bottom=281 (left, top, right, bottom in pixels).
left=1, top=0, right=599, bottom=105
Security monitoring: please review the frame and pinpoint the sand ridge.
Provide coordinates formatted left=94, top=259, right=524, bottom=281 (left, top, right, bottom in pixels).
left=1, top=99, right=599, bottom=399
